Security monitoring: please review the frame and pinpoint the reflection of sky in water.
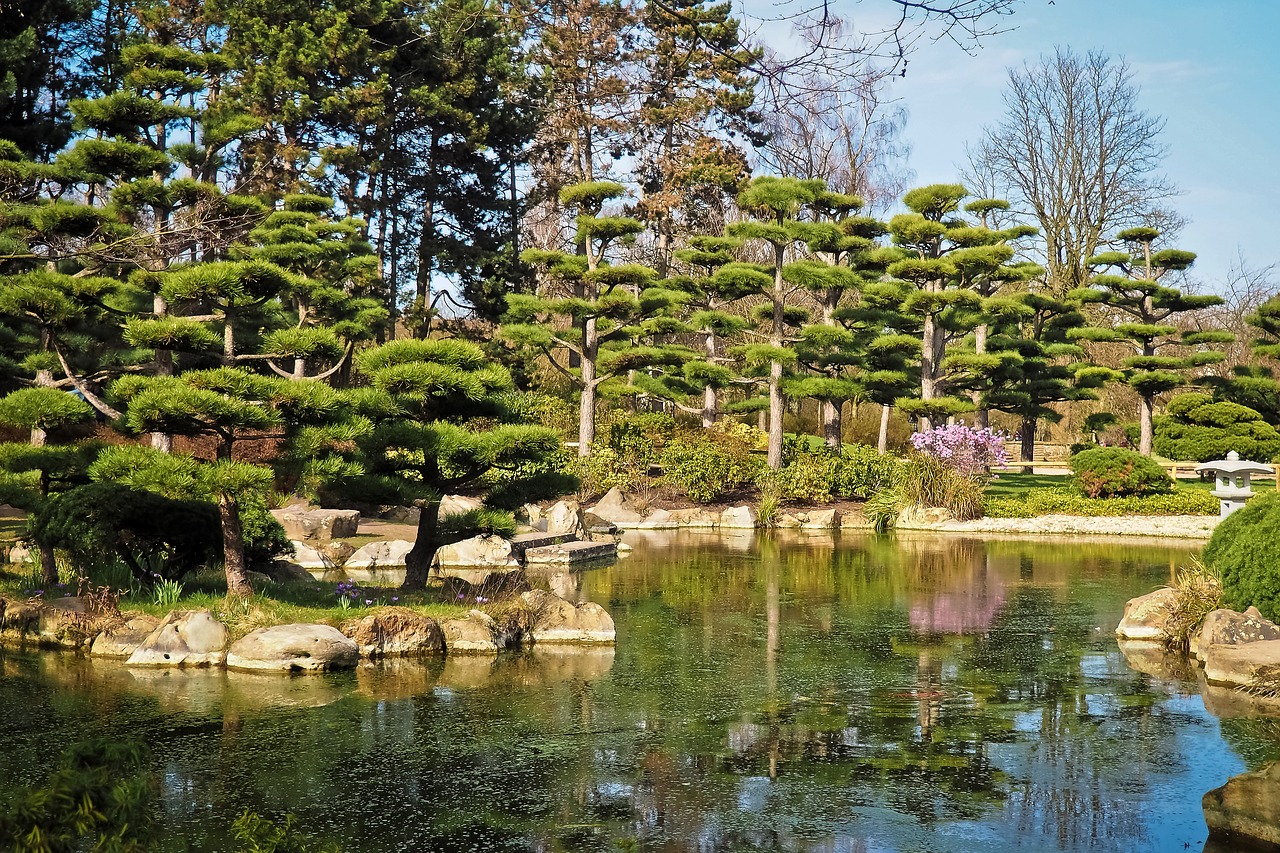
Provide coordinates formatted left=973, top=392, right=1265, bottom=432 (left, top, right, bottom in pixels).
left=0, top=531, right=1270, bottom=852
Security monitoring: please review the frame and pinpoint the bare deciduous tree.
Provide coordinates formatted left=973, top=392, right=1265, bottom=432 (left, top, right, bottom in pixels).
left=966, top=47, right=1175, bottom=297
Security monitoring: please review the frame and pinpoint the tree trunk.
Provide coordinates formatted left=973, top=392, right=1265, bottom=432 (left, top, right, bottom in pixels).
left=878, top=404, right=891, bottom=454
left=38, top=540, right=58, bottom=587
left=919, top=306, right=941, bottom=433
left=1139, top=394, right=1154, bottom=456
left=972, top=323, right=989, bottom=429
left=578, top=312, right=598, bottom=456
left=1021, top=416, right=1037, bottom=463
left=402, top=500, right=442, bottom=590
left=219, top=493, right=252, bottom=597
left=767, top=245, right=786, bottom=470
left=822, top=400, right=841, bottom=450
left=702, top=384, right=716, bottom=429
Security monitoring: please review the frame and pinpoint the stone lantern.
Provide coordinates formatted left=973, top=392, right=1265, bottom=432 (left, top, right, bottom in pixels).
left=1195, top=451, right=1274, bottom=517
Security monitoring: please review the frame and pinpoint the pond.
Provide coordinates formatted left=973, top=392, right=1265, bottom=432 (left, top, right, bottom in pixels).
left=1, top=531, right=1275, bottom=852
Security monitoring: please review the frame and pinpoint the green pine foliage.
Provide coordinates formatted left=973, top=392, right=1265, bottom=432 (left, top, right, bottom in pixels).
left=1153, top=392, right=1280, bottom=462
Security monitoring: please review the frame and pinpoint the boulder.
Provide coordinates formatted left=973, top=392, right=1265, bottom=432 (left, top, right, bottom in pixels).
left=91, top=614, right=162, bottom=658
left=227, top=624, right=358, bottom=673
left=6, top=542, right=31, bottom=565
left=270, top=506, right=361, bottom=541
left=1204, top=762, right=1280, bottom=849
left=1194, top=607, right=1280, bottom=662
left=434, top=535, right=520, bottom=569
left=544, top=500, right=582, bottom=536
left=126, top=610, right=228, bottom=667
left=774, top=513, right=802, bottom=529
left=440, top=610, right=500, bottom=654
left=1114, top=587, right=1178, bottom=641
left=636, top=508, right=677, bottom=529
left=587, top=488, right=645, bottom=524
left=379, top=505, right=420, bottom=524
left=440, top=494, right=484, bottom=518
left=0, top=596, right=41, bottom=639
left=1203, top=639, right=1280, bottom=689
left=341, top=608, right=445, bottom=658
left=667, top=507, right=719, bottom=528
left=521, top=590, right=616, bottom=645
left=38, top=596, right=103, bottom=649
left=266, top=559, right=316, bottom=583
left=322, top=541, right=356, bottom=565
left=720, top=505, right=759, bottom=529
left=346, top=539, right=414, bottom=569
left=803, top=508, right=840, bottom=529
left=284, top=541, right=331, bottom=570
left=898, top=505, right=955, bottom=527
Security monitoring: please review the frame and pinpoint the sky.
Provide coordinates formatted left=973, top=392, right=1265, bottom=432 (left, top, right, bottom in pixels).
left=759, top=0, right=1280, bottom=291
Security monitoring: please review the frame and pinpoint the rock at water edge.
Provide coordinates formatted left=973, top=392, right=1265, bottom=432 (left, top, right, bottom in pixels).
left=1194, top=607, right=1280, bottom=662
left=226, top=624, right=358, bottom=673
left=521, top=590, right=616, bottom=645
left=587, top=488, right=645, bottom=524
left=1203, top=639, right=1280, bottom=689
left=126, top=610, right=228, bottom=667
left=346, top=539, right=415, bottom=569
left=720, top=505, right=758, bottom=529
left=1204, top=762, right=1280, bottom=849
left=91, top=615, right=162, bottom=658
left=1114, top=587, right=1178, bottom=641
left=440, top=610, right=500, bottom=654
left=341, top=608, right=445, bottom=658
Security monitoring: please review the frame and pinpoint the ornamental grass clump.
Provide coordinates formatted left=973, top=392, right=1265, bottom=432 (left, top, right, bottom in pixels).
left=1161, top=557, right=1223, bottom=652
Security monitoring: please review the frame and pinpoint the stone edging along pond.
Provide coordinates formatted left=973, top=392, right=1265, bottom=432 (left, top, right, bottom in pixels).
left=0, top=589, right=615, bottom=674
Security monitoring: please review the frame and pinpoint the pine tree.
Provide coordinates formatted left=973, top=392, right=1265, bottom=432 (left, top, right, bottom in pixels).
left=502, top=180, right=689, bottom=456
left=727, top=176, right=824, bottom=468
left=309, top=339, right=570, bottom=589
left=886, top=184, right=1038, bottom=431
left=1070, top=227, right=1232, bottom=456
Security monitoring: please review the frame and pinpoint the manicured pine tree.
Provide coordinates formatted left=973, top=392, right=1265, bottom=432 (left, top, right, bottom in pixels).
left=642, top=236, right=753, bottom=426
left=0, top=387, right=97, bottom=585
left=305, top=339, right=571, bottom=589
left=1070, top=227, right=1232, bottom=456
left=982, top=292, right=1114, bottom=462
left=886, top=184, right=1038, bottom=432
left=789, top=191, right=894, bottom=448
left=109, top=367, right=338, bottom=594
left=727, top=176, right=825, bottom=468
left=501, top=181, right=689, bottom=457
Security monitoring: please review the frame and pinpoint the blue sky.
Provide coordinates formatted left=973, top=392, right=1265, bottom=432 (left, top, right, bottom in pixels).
left=782, top=0, right=1280, bottom=290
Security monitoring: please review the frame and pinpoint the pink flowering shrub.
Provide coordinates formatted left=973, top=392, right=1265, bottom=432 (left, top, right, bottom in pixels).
left=910, top=425, right=1009, bottom=479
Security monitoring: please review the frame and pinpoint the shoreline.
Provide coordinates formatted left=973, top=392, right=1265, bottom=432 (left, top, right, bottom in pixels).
left=894, top=513, right=1218, bottom=540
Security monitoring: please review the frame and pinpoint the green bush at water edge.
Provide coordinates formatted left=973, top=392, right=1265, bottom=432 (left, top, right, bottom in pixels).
left=1204, top=490, right=1280, bottom=620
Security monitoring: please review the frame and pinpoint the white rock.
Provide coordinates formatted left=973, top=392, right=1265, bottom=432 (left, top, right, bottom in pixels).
left=227, top=624, right=358, bottom=673
left=346, top=540, right=415, bottom=569
left=720, top=505, right=759, bottom=529
left=270, top=507, right=361, bottom=541
left=588, top=488, right=646, bottom=524
left=545, top=500, right=583, bottom=536
left=440, top=494, right=484, bottom=518
left=434, top=535, right=520, bottom=568
left=126, top=610, right=228, bottom=668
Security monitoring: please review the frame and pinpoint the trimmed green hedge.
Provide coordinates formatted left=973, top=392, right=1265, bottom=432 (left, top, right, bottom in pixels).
left=984, top=487, right=1218, bottom=518
left=1204, top=491, right=1280, bottom=620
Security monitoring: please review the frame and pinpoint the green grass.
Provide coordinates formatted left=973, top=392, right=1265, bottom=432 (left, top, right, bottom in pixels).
left=985, top=470, right=1276, bottom=499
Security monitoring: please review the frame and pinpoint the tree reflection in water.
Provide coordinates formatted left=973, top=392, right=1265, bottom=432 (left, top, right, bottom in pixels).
left=0, top=531, right=1270, bottom=852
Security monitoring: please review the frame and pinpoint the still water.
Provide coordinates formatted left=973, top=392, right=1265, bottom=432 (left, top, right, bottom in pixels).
left=1, top=531, right=1275, bottom=852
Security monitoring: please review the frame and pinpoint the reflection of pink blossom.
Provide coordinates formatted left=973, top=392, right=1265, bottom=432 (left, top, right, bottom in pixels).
left=910, top=588, right=1007, bottom=635
left=910, top=425, right=1009, bottom=478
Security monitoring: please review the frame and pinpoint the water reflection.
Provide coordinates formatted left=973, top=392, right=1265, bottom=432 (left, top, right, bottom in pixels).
left=0, top=532, right=1273, bottom=852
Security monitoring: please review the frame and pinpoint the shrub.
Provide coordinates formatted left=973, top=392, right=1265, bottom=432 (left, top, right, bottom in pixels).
left=899, top=455, right=986, bottom=520
left=661, top=433, right=761, bottom=503
left=832, top=444, right=899, bottom=499
left=1069, top=447, right=1172, bottom=498
left=606, top=411, right=675, bottom=466
left=910, top=424, right=1009, bottom=478
left=1154, top=392, right=1280, bottom=462
left=1204, top=490, right=1280, bottom=620
left=983, top=487, right=1218, bottom=518
left=758, top=449, right=838, bottom=503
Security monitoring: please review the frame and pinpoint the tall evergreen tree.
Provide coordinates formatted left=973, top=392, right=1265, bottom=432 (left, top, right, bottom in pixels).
left=1071, top=227, right=1231, bottom=456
